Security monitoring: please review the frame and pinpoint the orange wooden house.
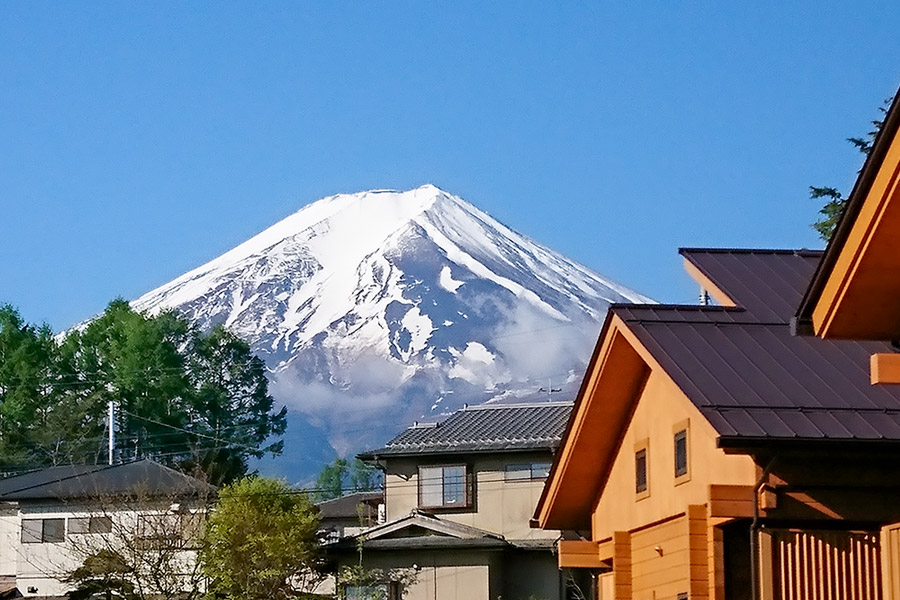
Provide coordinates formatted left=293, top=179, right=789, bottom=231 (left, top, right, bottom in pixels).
left=532, top=247, right=900, bottom=600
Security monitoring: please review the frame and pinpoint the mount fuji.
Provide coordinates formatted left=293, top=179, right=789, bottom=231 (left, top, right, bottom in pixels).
left=132, top=185, right=652, bottom=480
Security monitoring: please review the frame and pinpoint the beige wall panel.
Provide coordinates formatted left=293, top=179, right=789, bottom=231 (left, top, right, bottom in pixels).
left=385, top=452, right=556, bottom=540
left=592, top=370, right=756, bottom=540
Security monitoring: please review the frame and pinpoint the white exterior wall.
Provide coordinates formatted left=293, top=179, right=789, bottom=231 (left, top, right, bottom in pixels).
left=0, top=504, right=18, bottom=578
left=10, top=500, right=203, bottom=598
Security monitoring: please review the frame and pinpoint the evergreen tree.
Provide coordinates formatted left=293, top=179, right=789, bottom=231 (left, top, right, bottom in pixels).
left=811, top=97, right=893, bottom=241
left=0, top=301, right=287, bottom=484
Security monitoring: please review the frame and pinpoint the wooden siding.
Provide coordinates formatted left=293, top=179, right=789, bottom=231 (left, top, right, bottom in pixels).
left=630, top=514, right=695, bottom=600
left=768, top=529, right=881, bottom=600
left=558, top=540, right=605, bottom=569
left=881, top=522, right=900, bottom=600
left=614, top=531, right=632, bottom=600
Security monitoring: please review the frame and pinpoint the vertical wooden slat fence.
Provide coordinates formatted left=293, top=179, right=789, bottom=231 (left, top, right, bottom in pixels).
left=770, top=529, right=881, bottom=600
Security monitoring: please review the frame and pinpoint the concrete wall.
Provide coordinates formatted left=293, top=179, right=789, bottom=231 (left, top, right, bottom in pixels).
left=384, top=450, right=557, bottom=541
left=591, top=369, right=756, bottom=540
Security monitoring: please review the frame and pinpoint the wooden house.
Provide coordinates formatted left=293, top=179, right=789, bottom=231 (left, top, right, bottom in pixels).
left=533, top=248, right=900, bottom=600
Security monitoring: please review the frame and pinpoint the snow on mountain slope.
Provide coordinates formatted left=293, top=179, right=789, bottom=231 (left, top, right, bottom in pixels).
left=133, top=185, right=652, bottom=478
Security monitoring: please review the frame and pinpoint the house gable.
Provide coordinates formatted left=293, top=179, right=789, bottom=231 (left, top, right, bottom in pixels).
left=534, top=310, right=757, bottom=533
left=534, top=316, right=650, bottom=531
left=591, top=365, right=755, bottom=540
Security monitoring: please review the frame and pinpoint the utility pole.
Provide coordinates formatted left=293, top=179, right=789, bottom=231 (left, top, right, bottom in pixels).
left=108, top=401, right=115, bottom=465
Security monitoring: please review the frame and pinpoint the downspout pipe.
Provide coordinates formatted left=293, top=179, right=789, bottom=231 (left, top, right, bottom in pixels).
left=750, top=456, right=777, bottom=600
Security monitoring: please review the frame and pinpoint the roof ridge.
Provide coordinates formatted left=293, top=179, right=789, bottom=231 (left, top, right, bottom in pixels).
left=679, top=247, right=824, bottom=256
left=462, top=401, right=574, bottom=411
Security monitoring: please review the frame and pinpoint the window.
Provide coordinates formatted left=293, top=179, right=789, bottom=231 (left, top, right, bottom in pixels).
left=21, top=518, right=65, bottom=543
left=505, top=462, right=552, bottom=481
left=634, top=438, right=649, bottom=499
left=68, top=516, right=113, bottom=535
left=674, top=419, right=691, bottom=483
left=674, top=430, right=688, bottom=477
left=635, top=449, right=648, bottom=493
left=677, top=594, right=688, bottom=600
left=419, top=465, right=470, bottom=509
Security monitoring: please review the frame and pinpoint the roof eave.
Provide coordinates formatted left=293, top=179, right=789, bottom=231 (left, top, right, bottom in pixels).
left=717, top=435, right=900, bottom=455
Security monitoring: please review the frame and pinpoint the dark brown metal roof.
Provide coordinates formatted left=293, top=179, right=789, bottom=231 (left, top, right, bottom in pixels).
left=617, top=303, right=900, bottom=444
left=360, top=401, right=572, bottom=458
left=680, top=248, right=823, bottom=323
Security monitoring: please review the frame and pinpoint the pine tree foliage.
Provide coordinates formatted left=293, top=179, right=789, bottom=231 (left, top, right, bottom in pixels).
left=313, top=457, right=381, bottom=501
left=0, top=301, right=286, bottom=484
left=812, top=97, right=893, bottom=241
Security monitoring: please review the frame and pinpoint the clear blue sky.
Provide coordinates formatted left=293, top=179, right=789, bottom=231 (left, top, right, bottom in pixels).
left=2, top=2, right=899, bottom=330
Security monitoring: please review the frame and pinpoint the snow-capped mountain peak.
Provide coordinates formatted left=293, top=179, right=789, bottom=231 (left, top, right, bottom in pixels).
left=132, top=185, right=652, bottom=477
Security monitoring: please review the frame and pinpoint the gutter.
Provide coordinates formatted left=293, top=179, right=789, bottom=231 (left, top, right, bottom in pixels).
left=750, top=456, right=777, bottom=600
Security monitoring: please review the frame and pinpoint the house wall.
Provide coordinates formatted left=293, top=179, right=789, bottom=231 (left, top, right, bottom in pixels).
left=501, top=548, right=562, bottom=600
left=0, top=503, right=17, bottom=577
left=13, top=500, right=203, bottom=598
left=591, top=369, right=756, bottom=540
left=384, top=450, right=557, bottom=541
left=350, top=549, right=498, bottom=600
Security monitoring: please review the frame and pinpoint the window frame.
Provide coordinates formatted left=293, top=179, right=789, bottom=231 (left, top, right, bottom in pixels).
left=21, top=518, right=65, bottom=544
left=68, top=516, right=113, bottom=535
left=673, top=419, right=691, bottom=484
left=505, top=462, right=552, bottom=482
left=417, top=464, right=472, bottom=510
left=634, top=439, right=650, bottom=500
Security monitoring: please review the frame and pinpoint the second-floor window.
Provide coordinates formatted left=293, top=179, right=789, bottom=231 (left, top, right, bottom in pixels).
left=674, top=429, right=688, bottom=478
left=505, top=462, right=552, bottom=481
left=419, top=465, right=470, bottom=509
left=21, top=518, right=64, bottom=543
left=635, top=448, right=648, bottom=494
left=68, top=516, right=113, bottom=535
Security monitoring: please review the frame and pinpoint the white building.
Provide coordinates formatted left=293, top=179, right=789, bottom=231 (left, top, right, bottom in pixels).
left=0, top=459, right=213, bottom=599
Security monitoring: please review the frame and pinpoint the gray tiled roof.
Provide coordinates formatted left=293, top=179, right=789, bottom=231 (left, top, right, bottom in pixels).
left=0, top=459, right=214, bottom=500
left=360, top=401, right=573, bottom=458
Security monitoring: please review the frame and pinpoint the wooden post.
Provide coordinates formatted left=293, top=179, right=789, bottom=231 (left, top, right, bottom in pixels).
left=613, top=531, right=632, bottom=600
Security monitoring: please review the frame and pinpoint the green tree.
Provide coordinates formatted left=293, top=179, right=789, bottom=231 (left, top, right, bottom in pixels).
left=348, top=458, right=380, bottom=493
left=0, top=300, right=286, bottom=484
left=314, top=457, right=381, bottom=501
left=811, top=97, right=893, bottom=241
left=201, top=476, right=324, bottom=599
left=315, top=457, right=349, bottom=501
left=0, top=304, right=59, bottom=466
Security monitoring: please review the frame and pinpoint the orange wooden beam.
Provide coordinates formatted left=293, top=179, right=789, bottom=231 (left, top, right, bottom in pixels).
left=871, top=353, right=900, bottom=384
